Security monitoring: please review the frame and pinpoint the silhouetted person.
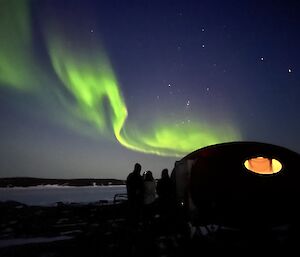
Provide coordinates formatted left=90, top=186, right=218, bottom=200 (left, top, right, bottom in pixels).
left=142, top=170, right=157, bottom=224
left=156, top=168, right=175, bottom=228
left=157, top=168, right=173, bottom=202
left=126, top=163, right=143, bottom=223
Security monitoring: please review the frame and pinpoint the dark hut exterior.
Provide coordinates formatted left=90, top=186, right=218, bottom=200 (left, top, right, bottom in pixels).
left=171, top=141, right=300, bottom=229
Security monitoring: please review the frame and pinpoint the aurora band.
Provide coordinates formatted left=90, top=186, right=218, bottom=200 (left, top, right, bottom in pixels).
left=46, top=33, right=240, bottom=157
left=0, top=0, right=37, bottom=90
left=0, top=0, right=241, bottom=157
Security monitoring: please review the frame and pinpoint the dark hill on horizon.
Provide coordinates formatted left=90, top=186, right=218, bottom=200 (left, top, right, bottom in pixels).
left=0, top=177, right=125, bottom=187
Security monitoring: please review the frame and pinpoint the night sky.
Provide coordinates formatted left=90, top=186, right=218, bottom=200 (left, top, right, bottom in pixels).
left=0, top=0, right=299, bottom=179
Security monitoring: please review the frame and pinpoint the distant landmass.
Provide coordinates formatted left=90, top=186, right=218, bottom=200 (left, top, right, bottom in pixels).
left=0, top=177, right=126, bottom=187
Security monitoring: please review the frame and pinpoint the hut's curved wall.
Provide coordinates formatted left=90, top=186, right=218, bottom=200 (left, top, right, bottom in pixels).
left=172, top=142, right=300, bottom=228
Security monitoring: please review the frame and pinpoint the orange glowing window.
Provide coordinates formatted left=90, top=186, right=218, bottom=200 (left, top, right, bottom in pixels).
left=244, top=156, right=282, bottom=175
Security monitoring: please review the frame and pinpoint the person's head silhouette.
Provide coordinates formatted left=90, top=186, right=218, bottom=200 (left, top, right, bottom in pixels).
left=144, top=170, right=154, bottom=181
left=133, top=163, right=142, bottom=174
left=161, top=168, right=169, bottom=179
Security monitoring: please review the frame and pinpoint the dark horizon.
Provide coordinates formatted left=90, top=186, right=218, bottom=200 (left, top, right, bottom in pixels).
left=0, top=177, right=126, bottom=187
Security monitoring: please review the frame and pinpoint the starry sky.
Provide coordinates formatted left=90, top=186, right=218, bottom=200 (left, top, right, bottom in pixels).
left=0, top=0, right=299, bottom=179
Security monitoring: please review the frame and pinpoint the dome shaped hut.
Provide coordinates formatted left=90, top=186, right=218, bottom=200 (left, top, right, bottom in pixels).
left=171, top=141, right=300, bottom=229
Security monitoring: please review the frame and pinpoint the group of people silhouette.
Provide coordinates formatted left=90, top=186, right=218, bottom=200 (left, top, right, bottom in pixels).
left=126, top=163, right=175, bottom=225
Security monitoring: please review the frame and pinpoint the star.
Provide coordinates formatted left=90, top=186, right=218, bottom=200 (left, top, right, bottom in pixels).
left=260, top=57, right=264, bottom=61
left=90, top=29, right=94, bottom=33
left=186, top=100, right=190, bottom=106
left=202, top=44, right=205, bottom=48
left=201, top=28, right=205, bottom=32
left=288, top=68, right=292, bottom=73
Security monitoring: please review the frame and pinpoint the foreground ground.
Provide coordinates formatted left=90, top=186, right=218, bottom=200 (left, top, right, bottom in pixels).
left=0, top=200, right=299, bottom=256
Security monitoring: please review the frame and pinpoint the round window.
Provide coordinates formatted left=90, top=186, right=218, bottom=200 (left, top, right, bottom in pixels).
left=244, top=156, right=282, bottom=175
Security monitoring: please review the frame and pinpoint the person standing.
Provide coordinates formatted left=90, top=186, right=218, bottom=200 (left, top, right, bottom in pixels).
left=156, top=168, right=173, bottom=203
left=157, top=169, right=175, bottom=212
left=126, top=163, right=144, bottom=223
left=142, top=170, right=157, bottom=223
left=156, top=168, right=176, bottom=232
left=143, top=170, right=157, bottom=205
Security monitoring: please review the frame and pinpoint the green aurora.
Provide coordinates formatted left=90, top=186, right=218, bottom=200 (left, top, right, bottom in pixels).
left=0, top=0, right=241, bottom=157
left=0, top=0, right=47, bottom=91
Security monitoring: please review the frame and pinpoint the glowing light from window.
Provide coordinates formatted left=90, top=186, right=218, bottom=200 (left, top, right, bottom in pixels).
left=244, top=157, right=282, bottom=174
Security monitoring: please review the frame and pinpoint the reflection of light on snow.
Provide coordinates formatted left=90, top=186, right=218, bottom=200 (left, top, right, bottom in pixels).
left=6, top=184, right=73, bottom=189
left=0, top=185, right=126, bottom=206
left=3, top=184, right=126, bottom=190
